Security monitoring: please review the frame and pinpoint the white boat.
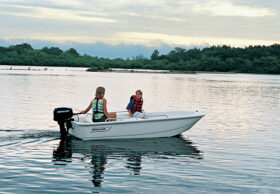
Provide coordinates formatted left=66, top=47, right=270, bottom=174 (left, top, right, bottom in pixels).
left=65, top=110, right=205, bottom=140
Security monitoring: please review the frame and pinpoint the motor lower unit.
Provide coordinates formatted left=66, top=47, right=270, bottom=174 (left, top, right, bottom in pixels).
left=53, top=107, right=73, bottom=138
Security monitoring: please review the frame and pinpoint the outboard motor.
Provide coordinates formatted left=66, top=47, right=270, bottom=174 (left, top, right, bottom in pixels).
left=53, top=107, right=73, bottom=138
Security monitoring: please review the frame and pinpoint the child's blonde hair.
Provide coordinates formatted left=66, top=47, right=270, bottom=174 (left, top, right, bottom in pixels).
left=95, top=86, right=105, bottom=97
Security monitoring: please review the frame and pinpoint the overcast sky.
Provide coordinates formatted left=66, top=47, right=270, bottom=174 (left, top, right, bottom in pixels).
left=0, top=0, right=279, bottom=58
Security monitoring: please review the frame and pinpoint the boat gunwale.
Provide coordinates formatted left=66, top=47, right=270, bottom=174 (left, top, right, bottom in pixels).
left=71, top=113, right=205, bottom=127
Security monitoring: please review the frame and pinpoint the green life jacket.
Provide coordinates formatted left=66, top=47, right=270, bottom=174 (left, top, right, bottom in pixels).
left=92, top=97, right=104, bottom=119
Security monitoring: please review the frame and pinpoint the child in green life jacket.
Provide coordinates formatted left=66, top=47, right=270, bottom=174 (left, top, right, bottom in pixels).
left=81, top=86, right=116, bottom=122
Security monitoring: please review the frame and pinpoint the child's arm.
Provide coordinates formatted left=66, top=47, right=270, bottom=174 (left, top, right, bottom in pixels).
left=81, top=101, right=92, bottom=114
left=103, top=98, right=110, bottom=118
left=126, top=99, right=135, bottom=117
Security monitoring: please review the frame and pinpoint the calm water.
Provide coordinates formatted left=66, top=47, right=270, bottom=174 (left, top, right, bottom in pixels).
left=0, top=66, right=279, bottom=193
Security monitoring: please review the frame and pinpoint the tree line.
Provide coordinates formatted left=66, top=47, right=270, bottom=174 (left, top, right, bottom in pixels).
left=0, top=43, right=280, bottom=74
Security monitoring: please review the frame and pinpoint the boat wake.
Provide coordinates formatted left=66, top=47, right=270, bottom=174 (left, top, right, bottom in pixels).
left=0, top=128, right=204, bottom=189
left=0, top=129, right=60, bottom=146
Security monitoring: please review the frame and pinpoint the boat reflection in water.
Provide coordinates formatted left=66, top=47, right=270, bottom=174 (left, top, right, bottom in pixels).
left=52, top=136, right=203, bottom=187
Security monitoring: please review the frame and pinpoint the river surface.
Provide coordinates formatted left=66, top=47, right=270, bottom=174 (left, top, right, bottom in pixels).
left=0, top=66, right=279, bottom=193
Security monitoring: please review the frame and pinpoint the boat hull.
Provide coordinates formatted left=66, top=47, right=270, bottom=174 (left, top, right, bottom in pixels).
left=68, top=113, right=204, bottom=140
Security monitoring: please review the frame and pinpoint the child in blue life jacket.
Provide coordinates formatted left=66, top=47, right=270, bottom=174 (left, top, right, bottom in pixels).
left=126, top=90, right=145, bottom=118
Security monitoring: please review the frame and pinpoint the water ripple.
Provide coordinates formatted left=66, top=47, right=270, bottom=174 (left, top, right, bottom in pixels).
left=0, top=70, right=280, bottom=193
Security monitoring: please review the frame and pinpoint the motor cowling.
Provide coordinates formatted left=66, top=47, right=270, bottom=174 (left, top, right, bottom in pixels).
left=54, top=107, right=73, bottom=121
left=53, top=107, right=73, bottom=138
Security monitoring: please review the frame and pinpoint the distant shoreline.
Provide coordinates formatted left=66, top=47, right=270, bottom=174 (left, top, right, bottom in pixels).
left=0, top=64, right=238, bottom=75
left=1, top=43, right=280, bottom=74
left=92, top=68, right=237, bottom=74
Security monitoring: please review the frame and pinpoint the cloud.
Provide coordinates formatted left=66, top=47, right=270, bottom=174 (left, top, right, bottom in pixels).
left=115, top=32, right=278, bottom=47
left=193, top=1, right=276, bottom=17
left=2, top=32, right=278, bottom=48
left=0, top=4, right=116, bottom=23
left=0, top=0, right=279, bottom=51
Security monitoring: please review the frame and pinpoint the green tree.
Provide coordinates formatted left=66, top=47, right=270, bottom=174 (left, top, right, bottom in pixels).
left=42, top=47, right=63, bottom=55
left=151, top=50, right=159, bottom=60
left=65, top=48, right=79, bottom=56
